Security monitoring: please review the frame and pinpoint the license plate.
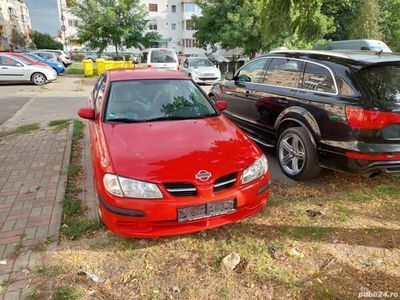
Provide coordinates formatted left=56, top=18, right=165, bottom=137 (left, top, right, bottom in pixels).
left=177, top=199, right=236, bottom=222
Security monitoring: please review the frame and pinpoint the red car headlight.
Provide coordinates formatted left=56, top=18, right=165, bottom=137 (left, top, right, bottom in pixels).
left=103, top=174, right=163, bottom=199
left=241, top=154, right=269, bottom=184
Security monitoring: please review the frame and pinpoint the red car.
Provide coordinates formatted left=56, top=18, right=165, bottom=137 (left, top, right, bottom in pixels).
left=78, top=69, right=271, bottom=237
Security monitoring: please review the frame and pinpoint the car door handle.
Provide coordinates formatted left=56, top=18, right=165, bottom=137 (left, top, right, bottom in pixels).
left=245, top=90, right=250, bottom=97
left=1, top=67, right=7, bottom=69
left=277, top=98, right=289, bottom=105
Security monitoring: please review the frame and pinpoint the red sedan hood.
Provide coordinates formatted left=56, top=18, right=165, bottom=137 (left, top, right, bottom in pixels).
left=102, top=116, right=262, bottom=183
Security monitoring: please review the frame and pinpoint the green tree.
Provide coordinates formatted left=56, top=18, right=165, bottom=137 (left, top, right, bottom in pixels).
left=32, top=31, right=63, bottom=49
left=379, top=0, right=400, bottom=51
left=193, top=0, right=334, bottom=56
left=138, top=32, right=162, bottom=49
left=261, top=0, right=335, bottom=49
left=321, top=0, right=354, bottom=41
left=70, top=0, right=148, bottom=56
left=193, top=0, right=264, bottom=58
left=348, top=0, right=382, bottom=39
left=10, top=30, right=26, bottom=49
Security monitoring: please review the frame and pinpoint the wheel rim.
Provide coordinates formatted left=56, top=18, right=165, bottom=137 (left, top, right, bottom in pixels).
left=278, top=133, right=306, bottom=176
left=33, top=74, right=45, bottom=85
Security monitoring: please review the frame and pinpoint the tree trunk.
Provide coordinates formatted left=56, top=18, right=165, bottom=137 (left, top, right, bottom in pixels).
left=249, top=51, right=256, bottom=60
left=115, top=44, right=119, bottom=59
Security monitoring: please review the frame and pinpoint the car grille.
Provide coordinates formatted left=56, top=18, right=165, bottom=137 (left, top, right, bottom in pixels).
left=213, top=173, right=238, bottom=192
left=199, top=77, right=219, bottom=81
left=164, top=182, right=197, bottom=197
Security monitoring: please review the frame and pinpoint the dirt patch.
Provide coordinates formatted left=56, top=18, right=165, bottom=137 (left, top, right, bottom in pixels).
left=28, top=171, right=400, bottom=299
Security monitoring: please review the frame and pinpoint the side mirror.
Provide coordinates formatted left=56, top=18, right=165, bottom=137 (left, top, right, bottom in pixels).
left=16, top=63, right=23, bottom=67
left=215, top=100, right=228, bottom=111
left=225, top=72, right=234, bottom=81
left=78, top=107, right=95, bottom=120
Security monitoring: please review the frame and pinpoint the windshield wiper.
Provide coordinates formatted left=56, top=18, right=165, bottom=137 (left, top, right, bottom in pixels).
left=107, top=118, right=142, bottom=123
left=141, top=116, right=190, bottom=122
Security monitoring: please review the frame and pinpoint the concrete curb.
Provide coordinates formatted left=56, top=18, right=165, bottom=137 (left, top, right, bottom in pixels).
left=48, top=122, right=73, bottom=241
left=0, top=95, right=37, bottom=130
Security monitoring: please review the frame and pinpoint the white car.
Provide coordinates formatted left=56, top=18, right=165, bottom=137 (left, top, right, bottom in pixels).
left=0, top=54, right=57, bottom=85
left=40, top=49, right=72, bottom=67
left=138, top=48, right=179, bottom=70
left=181, top=57, right=221, bottom=84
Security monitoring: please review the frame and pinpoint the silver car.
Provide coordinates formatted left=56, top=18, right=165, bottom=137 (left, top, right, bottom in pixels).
left=181, top=57, right=221, bottom=84
left=40, top=49, right=72, bottom=67
left=0, top=54, right=57, bottom=85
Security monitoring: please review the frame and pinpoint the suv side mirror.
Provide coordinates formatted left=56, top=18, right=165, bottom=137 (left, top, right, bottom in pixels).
left=78, top=107, right=95, bottom=120
left=225, top=72, right=234, bottom=81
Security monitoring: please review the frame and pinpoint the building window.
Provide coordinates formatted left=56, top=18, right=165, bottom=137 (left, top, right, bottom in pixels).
left=184, top=3, right=197, bottom=13
left=149, top=22, right=158, bottom=31
left=149, top=4, right=158, bottom=12
left=172, top=5, right=176, bottom=13
left=185, top=20, right=194, bottom=31
left=68, top=20, right=73, bottom=27
left=171, top=23, right=176, bottom=31
left=183, top=38, right=197, bottom=48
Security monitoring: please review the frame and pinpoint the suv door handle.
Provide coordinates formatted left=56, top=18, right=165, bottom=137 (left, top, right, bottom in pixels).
left=277, top=98, right=289, bottom=105
left=245, top=90, right=250, bottom=97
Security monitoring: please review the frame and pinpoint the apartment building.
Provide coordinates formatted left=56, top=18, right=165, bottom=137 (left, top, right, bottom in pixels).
left=0, top=0, right=32, bottom=50
left=57, top=0, right=205, bottom=54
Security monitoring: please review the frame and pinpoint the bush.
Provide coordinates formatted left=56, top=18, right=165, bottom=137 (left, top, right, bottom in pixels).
left=73, top=53, right=84, bottom=62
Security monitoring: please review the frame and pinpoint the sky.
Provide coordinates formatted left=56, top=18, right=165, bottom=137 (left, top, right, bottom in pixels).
left=25, top=0, right=59, bottom=36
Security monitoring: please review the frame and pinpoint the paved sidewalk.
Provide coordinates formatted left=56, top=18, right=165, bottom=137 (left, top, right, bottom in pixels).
left=0, top=126, right=72, bottom=299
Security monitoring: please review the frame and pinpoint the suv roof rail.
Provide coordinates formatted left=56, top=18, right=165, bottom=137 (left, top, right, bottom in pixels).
left=268, top=49, right=352, bottom=59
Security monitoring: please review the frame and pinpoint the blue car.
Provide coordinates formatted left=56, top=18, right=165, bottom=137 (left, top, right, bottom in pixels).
left=24, top=53, right=65, bottom=75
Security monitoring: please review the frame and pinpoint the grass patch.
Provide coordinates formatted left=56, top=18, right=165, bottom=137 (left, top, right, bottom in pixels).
left=48, top=119, right=71, bottom=133
left=61, top=120, right=102, bottom=240
left=54, top=285, right=84, bottom=300
left=65, top=62, right=97, bottom=76
left=0, top=123, right=40, bottom=139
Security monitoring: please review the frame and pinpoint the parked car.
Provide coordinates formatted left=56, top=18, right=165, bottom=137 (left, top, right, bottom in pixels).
left=39, top=49, right=72, bottom=67
left=84, top=52, right=111, bottom=61
left=207, top=54, right=229, bottom=64
left=181, top=57, right=221, bottom=84
left=24, top=53, right=65, bottom=75
left=0, top=53, right=57, bottom=85
left=34, top=51, right=63, bottom=64
left=209, top=49, right=400, bottom=180
left=138, top=48, right=179, bottom=70
left=313, top=39, right=392, bottom=53
left=77, top=69, right=270, bottom=237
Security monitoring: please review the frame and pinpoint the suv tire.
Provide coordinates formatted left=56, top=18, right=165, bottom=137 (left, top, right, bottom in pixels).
left=277, top=127, right=321, bottom=180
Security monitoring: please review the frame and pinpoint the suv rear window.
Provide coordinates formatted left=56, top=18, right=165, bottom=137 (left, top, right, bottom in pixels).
left=358, top=65, right=400, bottom=109
left=150, top=50, right=177, bottom=63
left=302, top=63, right=336, bottom=94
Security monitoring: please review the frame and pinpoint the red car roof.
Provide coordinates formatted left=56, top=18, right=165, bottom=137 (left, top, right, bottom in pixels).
left=3, top=52, right=36, bottom=63
left=107, top=68, right=189, bottom=81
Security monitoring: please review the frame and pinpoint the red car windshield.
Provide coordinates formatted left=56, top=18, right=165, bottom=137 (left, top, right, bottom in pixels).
left=105, top=80, right=217, bottom=122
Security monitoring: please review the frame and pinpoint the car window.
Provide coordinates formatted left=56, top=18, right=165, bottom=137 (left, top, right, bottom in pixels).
left=189, top=58, right=213, bottom=67
left=336, top=77, right=356, bottom=96
left=302, top=63, right=336, bottom=94
left=358, top=64, right=400, bottom=109
left=264, top=58, right=304, bottom=88
left=150, top=50, right=177, bottom=63
left=94, top=75, right=107, bottom=114
left=0, top=56, right=20, bottom=66
left=25, top=54, right=41, bottom=62
left=237, top=58, right=268, bottom=83
left=105, top=80, right=217, bottom=122
left=13, top=56, right=32, bottom=65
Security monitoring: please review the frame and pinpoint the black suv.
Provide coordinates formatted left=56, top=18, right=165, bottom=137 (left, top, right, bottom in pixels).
left=209, top=50, right=400, bottom=180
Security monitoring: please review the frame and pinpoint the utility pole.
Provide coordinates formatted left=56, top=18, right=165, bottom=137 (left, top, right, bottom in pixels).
left=59, top=0, right=66, bottom=50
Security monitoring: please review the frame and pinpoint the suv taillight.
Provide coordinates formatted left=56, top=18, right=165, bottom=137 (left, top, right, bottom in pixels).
left=345, top=106, right=400, bottom=129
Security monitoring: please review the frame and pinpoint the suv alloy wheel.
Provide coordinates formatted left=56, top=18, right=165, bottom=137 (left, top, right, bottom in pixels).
left=277, top=127, right=321, bottom=180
